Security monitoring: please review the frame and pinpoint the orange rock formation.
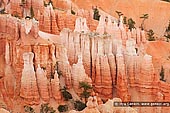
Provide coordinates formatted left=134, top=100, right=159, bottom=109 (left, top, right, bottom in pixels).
left=1, top=0, right=170, bottom=113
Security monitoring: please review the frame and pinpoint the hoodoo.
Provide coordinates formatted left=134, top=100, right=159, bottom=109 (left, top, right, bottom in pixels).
left=0, top=0, right=170, bottom=113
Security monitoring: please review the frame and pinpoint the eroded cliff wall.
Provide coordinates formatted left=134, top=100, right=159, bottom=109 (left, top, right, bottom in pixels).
left=1, top=1, right=170, bottom=113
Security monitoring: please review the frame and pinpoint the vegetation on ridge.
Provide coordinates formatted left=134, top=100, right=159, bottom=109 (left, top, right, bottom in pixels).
left=127, top=18, right=136, bottom=31
left=74, top=100, right=86, bottom=111
left=147, top=29, right=155, bottom=41
left=115, top=11, right=136, bottom=31
left=79, top=82, right=92, bottom=103
left=93, top=6, right=100, bottom=21
left=140, top=14, right=149, bottom=30
left=60, top=86, right=73, bottom=101
left=115, top=11, right=123, bottom=18
left=40, top=103, right=56, bottom=113
left=24, top=106, right=35, bottom=113
left=58, top=105, right=68, bottom=112
left=24, top=104, right=56, bottom=113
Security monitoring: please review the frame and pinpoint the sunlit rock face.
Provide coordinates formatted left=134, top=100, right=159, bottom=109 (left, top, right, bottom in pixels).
left=1, top=0, right=170, bottom=112
left=51, top=71, right=62, bottom=101
left=36, top=64, right=50, bottom=102
left=71, top=54, right=92, bottom=94
left=20, top=52, right=40, bottom=105
left=8, top=0, right=44, bottom=18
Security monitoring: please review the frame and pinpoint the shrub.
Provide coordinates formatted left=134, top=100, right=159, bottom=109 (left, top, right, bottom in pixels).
left=58, top=105, right=68, bottom=112
left=40, top=103, right=56, bottom=113
left=123, top=16, right=127, bottom=25
left=24, top=106, right=35, bottom=113
left=60, top=87, right=72, bottom=101
left=127, top=18, right=136, bottom=31
left=147, top=29, right=155, bottom=41
left=140, top=14, right=149, bottom=30
left=115, top=11, right=123, bottom=18
left=79, top=82, right=92, bottom=103
left=93, top=7, right=100, bottom=21
left=74, top=100, right=86, bottom=111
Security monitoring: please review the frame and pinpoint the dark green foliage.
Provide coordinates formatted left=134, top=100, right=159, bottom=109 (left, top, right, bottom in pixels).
left=115, top=11, right=123, bottom=18
left=60, top=87, right=72, bottom=101
left=123, top=16, right=127, bottom=25
left=40, top=103, right=56, bottom=113
left=140, top=14, right=149, bottom=30
left=147, top=29, right=155, bottom=41
left=93, top=7, right=100, bottom=21
left=127, top=18, right=136, bottom=31
left=74, top=100, right=86, bottom=111
left=79, top=82, right=92, bottom=103
left=24, top=106, right=35, bottom=113
left=58, top=105, right=68, bottom=112
left=160, top=66, right=166, bottom=82
left=71, top=9, right=76, bottom=15
left=30, top=5, right=34, bottom=19
left=115, top=11, right=123, bottom=26
left=79, top=82, right=92, bottom=91
left=164, top=21, right=170, bottom=42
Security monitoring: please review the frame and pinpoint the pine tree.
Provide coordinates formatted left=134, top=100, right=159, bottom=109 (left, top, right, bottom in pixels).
left=128, top=18, right=136, bottom=31
left=140, top=14, right=149, bottom=30
left=40, top=103, right=56, bottom=113
left=79, top=82, right=92, bottom=103
left=115, top=11, right=123, bottom=18
left=93, top=7, right=100, bottom=21
left=147, top=29, right=155, bottom=41
left=24, top=106, right=35, bottom=113
left=123, top=16, right=127, bottom=25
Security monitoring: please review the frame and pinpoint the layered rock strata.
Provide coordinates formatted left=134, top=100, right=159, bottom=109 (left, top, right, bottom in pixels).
left=20, top=52, right=40, bottom=105
left=1, top=2, right=170, bottom=112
